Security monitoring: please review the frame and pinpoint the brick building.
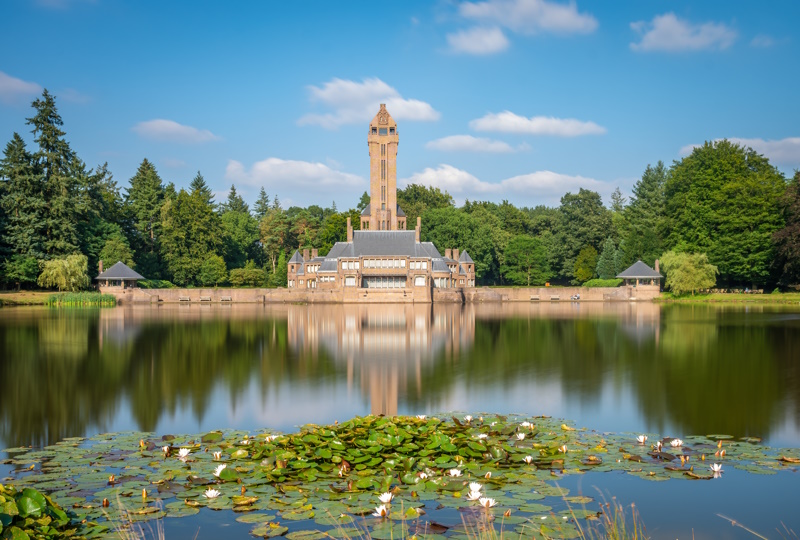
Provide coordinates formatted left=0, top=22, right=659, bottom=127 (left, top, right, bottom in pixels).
left=287, top=104, right=475, bottom=297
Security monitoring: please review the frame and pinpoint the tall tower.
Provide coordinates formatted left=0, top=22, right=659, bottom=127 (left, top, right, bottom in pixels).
left=364, top=104, right=405, bottom=231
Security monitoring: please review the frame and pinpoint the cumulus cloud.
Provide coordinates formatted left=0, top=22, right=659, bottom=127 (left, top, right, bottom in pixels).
left=630, top=13, right=736, bottom=52
left=426, top=135, right=524, bottom=153
left=401, top=164, right=605, bottom=205
left=750, top=35, right=775, bottom=48
left=470, top=111, right=606, bottom=136
left=225, top=158, right=365, bottom=190
left=0, top=71, right=42, bottom=105
left=680, top=137, right=800, bottom=166
left=132, top=119, right=220, bottom=143
left=298, top=78, right=440, bottom=129
left=447, top=26, right=510, bottom=55
left=459, top=0, right=598, bottom=35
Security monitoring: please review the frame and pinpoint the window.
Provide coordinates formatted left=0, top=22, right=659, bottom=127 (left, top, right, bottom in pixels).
left=422, top=261, right=428, bottom=269
left=372, top=127, right=377, bottom=134
left=345, top=276, right=356, bottom=287
left=381, top=144, right=385, bottom=156
left=355, top=261, right=360, bottom=270
left=381, top=203, right=385, bottom=210
left=390, top=127, right=395, bottom=134
left=414, top=276, right=426, bottom=287
left=381, top=185, right=385, bottom=201
left=379, top=128, right=388, bottom=136
left=381, top=160, right=385, bottom=180
left=401, top=259, right=406, bottom=268
left=394, top=259, right=400, bottom=268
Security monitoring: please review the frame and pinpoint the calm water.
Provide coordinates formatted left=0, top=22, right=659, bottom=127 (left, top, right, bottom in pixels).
left=1, top=302, right=799, bottom=538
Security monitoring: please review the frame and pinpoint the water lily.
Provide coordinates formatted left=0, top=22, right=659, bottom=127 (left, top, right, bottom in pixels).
left=203, top=488, right=221, bottom=499
left=240, top=439, right=250, bottom=445
left=416, top=415, right=426, bottom=420
left=372, top=505, right=388, bottom=518
left=520, top=421, right=532, bottom=428
left=213, top=464, right=226, bottom=477
left=558, top=445, right=568, bottom=453
left=161, top=445, right=170, bottom=454
left=466, top=490, right=482, bottom=501
left=178, top=448, right=191, bottom=459
left=476, top=433, right=488, bottom=440
left=516, top=433, right=525, bottom=441
left=484, top=471, right=492, bottom=479
left=464, top=415, right=473, bottom=423
left=479, top=497, right=497, bottom=508
left=670, top=439, right=683, bottom=447
left=655, top=441, right=663, bottom=451
left=448, top=468, right=462, bottom=477
left=213, top=451, right=222, bottom=460
left=637, top=435, right=648, bottom=444
left=378, top=492, right=394, bottom=504
left=469, top=482, right=482, bottom=493
left=523, top=455, right=534, bottom=464
left=710, top=463, right=723, bottom=473
left=419, top=472, right=429, bottom=480
left=265, top=435, right=278, bottom=443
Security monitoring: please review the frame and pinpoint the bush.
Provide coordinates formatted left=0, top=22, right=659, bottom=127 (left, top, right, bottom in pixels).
left=229, top=260, right=266, bottom=287
left=198, top=254, right=227, bottom=286
left=138, top=279, right=176, bottom=289
left=582, top=278, right=623, bottom=287
left=37, top=254, right=90, bottom=292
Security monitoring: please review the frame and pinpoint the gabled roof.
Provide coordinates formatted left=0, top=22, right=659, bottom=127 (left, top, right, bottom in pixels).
left=617, top=260, right=663, bottom=279
left=289, top=251, right=304, bottom=264
left=458, top=250, right=474, bottom=264
left=352, top=231, right=417, bottom=256
left=360, top=203, right=371, bottom=216
left=96, top=261, right=144, bottom=280
left=396, top=204, right=406, bottom=217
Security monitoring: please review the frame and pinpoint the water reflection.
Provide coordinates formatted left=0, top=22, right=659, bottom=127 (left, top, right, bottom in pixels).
left=0, top=303, right=798, bottom=450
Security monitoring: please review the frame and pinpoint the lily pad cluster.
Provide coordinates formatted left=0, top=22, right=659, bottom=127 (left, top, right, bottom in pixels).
left=0, top=484, right=75, bottom=539
left=2, top=415, right=799, bottom=539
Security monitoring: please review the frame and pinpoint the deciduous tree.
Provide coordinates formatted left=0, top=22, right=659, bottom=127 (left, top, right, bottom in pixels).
left=501, top=235, right=552, bottom=286
left=660, top=250, right=718, bottom=295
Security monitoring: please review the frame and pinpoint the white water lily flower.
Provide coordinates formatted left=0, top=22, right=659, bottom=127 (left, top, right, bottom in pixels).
left=479, top=497, right=497, bottom=508
left=416, top=415, right=426, bottom=420
left=484, top=471, right=492, bottom=479
left=448, top=468, right=462, bottom=477
left=178, top=448, right=191, bottom=459
left=520, top=421, right=532, bottom=428
left=419, top=472, right=429, bottom=480
left=213, top=464, right=227, bottom=477
left=372, top=504, right=388, bottom=518
left=469, top=482, right=482, bottom=493
left=710, top=463, right=723, bottom=473
left=655, top=441, right=663, bottom=451
left=241, top=439, right=250, bottom=445
left=476, top=434, right=488, bottom=440
left=464, top=415, right=473, bottom=423
left=203, top=488, right=221, bottom=499
left=378, top=492, right=394, bottom=504
left=466, top=490, right=482, bottom=501
left=558, top=445, right=568, bottom=453
left=516, top=433, right=525, bottom=441
left=523, top=455, right=534, bottom=464
left=637, top=435, right=648, bottom=444
left=213, top=451, right=222, bottom=460
left=265, top=435, right=278, bottom=443
left=162, top=446, right=170, bottom=454
left=670, top=439, right=683, bottom=447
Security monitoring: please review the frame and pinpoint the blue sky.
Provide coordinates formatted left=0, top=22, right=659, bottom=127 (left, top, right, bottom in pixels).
left=1, top=0, right=798, bottom=209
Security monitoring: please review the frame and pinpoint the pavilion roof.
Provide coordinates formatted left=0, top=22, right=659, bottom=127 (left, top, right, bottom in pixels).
left=95, top=261, right=144, bottom=280
left=616, top=260, right=663, bottom=279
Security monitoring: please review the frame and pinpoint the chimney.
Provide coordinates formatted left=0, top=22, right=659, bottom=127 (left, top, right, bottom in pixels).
left=347, top=217, right=353, bottom=242
left=445, top=249, right=452, bottom=260
left=311, top=248, right=318, bottom=259
left=99, top=260, right=104, bottom=274
left=303, top=249, right=309, bottom=261
left=654, top=259, right=660, bottom=274
left=415, top=216, right=421, bottom=242
left=453, top=249, right=459, bottom=261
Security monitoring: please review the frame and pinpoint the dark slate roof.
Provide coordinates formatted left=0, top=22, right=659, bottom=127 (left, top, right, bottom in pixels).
left=396, top=204, right=406, bottom=217
left=289, top=251, right=304, bottom=264
left=96, top=261, right=144, bottom=280
left=431, top=259, right=451, bottom=273
left=360, top=203, right=371, bottom=216
left=458, top=250, right=474, bottom=264
left=352, top=231, right=417, bottom=256
left=617, top=260, right=663, bottom=279
left=459, top=264, right=467, bottom=275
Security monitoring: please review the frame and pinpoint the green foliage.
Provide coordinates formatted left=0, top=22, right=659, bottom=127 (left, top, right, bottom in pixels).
left=773, top=171, right=800, bottom=285
left=125, top=158, right=165, bottom=276
left=3, top=255, right=39, bottom=288
left=621, top=161, right=668, bottom=268
left=595, top=237, right=617, bottom=279
left=270, top=250, right=288, bottom=287
left=48, top=292, right=116, bottom=307
left=198, top=254, right=227, bottom=287
left=0, top=133, right=45, bottom=259
left=98, top=230, right=135, bottom=268
left=138, top=278, right=175, bottom=289
left=582, top=278, right=623, bottom=287
left=254, top=187, right=271, bottom=218
left=556, top=189, right=611, bottom=280
left=397, top=183, right=454, bottom=228
left=190, top=170, right=215, bottom=206
left=501, top=235, right=552, bottom=285
left=664, top=141, right=786, bottom=285
left=223, top=184, right=249, bottom=214
left=229, top=260, right=266, bottom=287
left=660, top=250, right=718, bottom=295
left=573, top=246, right=598, bottom=283
left=37, top=253, right=90, bottom=291
left=0, top=484, right=74, bottom=538
left=221, top=205, right=260, bottom=269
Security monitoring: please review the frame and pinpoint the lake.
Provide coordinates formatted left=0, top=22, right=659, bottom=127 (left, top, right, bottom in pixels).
left=1, top=302, right=798, bottom=538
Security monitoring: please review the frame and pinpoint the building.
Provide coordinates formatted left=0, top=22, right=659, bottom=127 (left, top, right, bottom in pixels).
left=287, top=104, right=475, bottom=298
left=617, top=260, right=663, bottom=287
left=95, top=261, right=144, bottom=289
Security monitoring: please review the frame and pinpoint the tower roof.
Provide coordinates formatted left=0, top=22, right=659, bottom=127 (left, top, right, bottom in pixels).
left=369, top=103, right=397, bottom=128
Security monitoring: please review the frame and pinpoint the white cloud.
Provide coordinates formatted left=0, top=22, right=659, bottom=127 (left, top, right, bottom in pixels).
left=447, top=26, right=510, bottom=55
left=298, top=78, right=440, bottom=129
left=680, top=137, right=800, bottom=166
left=426, top=135, right=522, bottom=153
left=161, top=158, right=188, bottom=169
left=0, top=71, right=42, bottom=105
left=470, top=111, right=606, bottom=136
left=132, top=119, right=220, bottom=143
left=225, top=158, right=365, bottom=190
left=459, top=0, right=598, bottom=35
left=630, top=13, right=736, bottom=52
left=401, top=164, right=606, bottom=205
left=750, top=35, right=775, bottom=48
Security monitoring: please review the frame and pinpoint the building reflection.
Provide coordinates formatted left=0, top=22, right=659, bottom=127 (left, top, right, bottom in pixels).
left=287, top=304, right=475, bottom=415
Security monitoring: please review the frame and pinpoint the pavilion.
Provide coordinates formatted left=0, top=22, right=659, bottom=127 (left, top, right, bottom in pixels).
left=617, top=260, right=663, bottom=287
left=95, top=261, right=144, bottom=289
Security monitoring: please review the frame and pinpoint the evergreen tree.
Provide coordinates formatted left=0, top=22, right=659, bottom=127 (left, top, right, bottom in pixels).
left=595, top=237, right=617, bottom=279
left=622, top=162, right=668, bottom=268
left=99, top=229, right=135, bottom=268
left=223, top=184, right=249, bottom=214
left=270, top=250, right=287, bottom=287
left=254, top=187, right=270, bottom=218
left=357, top=191, right=370, bottom=213
left=0, top=133, right=45, bottom=259
left=190, top=171, right=214, bottom=206
left=574, top=245, right=599, bottom=283
left=773, top=171, right=800, bottom=286
left=125, top=159, right=165, bottom=277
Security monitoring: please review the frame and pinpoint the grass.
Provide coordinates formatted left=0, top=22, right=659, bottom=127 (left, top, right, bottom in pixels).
left=657, top=291, right=800, bottom=304
left=47, top=291, right=117, bottom=307
left=0, top=290, right=53, bottom=306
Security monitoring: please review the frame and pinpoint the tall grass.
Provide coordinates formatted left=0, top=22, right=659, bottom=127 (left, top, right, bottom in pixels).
left=48, top=292, right=117, bottom=307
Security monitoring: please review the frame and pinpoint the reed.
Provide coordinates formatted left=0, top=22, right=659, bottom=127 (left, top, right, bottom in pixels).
left=48, top=292, right=117, bottom=307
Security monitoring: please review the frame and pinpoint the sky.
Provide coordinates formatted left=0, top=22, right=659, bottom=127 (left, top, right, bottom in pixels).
left=1, top=0, right=798, bottom=210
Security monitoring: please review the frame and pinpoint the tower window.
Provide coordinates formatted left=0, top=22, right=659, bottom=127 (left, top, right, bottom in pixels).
left=382, top=203, right=385, bottom=210
left=381, top=144, right=385, bottom=156
left=372, top=127, right=377, bottom=134
left=379, top=128, right=388, bottom=136
left=381, top=160, right=385, bottom=180
left=390, top=127, right=395, bottom=134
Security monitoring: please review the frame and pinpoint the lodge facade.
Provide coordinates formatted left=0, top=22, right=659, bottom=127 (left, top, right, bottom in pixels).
left=287, top=104, right=475, bottom=299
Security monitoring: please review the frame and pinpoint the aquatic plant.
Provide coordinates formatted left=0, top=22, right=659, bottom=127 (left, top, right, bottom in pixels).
left=47, top=292, right=117, bottom=307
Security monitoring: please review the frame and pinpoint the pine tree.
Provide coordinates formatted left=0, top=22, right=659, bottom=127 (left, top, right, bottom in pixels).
left=125, top=158, right=165, bottom=278
left=190, top=171, right=214, bottom=206
left=0, top=133, right=45, bottom=259
left=622, top=162, right=668, bottom=268
left=595, top=237, right=617, bottom=279
left=254, top=187, right=270, bottom=218
left=223, top=184, right=249, bottom=214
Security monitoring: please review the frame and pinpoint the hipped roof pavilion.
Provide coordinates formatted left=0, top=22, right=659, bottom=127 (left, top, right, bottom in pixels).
left=616, top=260, right=662, bottom=286
left=95, top=261, right=144, bottom=282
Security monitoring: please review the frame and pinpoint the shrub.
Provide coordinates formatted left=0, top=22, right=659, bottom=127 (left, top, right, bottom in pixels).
left=582, top=278, right=623, bottom=287
left=138, top=279, right=176, bottom=289
left=229, top=260, right=266, bottom=287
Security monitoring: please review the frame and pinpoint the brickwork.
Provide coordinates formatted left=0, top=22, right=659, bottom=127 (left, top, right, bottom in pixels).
left=367, top=104, right=400, bottom=231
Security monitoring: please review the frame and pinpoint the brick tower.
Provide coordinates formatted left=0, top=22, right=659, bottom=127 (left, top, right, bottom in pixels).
left=363, top=104, right=405, bottom=231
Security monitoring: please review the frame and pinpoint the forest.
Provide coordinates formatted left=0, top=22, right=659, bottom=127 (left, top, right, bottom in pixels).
left=1, top=90, right=799, bottom=291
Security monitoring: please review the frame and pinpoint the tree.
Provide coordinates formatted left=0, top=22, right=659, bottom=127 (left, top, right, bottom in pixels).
left=556, top=189, right=611, bottom=280
left=356, top=191, right=370, bottom=213
left=99, top=230, right=135, bottom=268
left=664, top=141, right=786, bottom=286
left=0, top=133, right=45, bottom=259
left=398, top=184, right=454, bottom=228
left=228, top=260, right=265, bottom=287
left=660, top=250, right=718, bottom=295
left=125, top=159, right=165, bottom=277
left=260, top=209, right=289, bottom=274
left=190, top=171, right=214, bottom=206
left=773, top=171, right=800, bottom=286
left=501, top=235, right=552, bottom=285
left=621, top=162, right=668, bottom=268
left=270, top=251, right=287, bottom=287
left=4, top=255, right=39, bottom=289
left=198, top=254, right=227, bottom=287
left=221, top=209, right=260, bottom=269
left=223, top=184, right=249, bottom=214
left=574, top=246, right=598, bottom=283
left=595, top=237, right=617, bottom=279
left=610, top=187, right=627, bottom=238
left=254, top=187, right=271, bottom=218
left=37, top=253, right=89, bottom=291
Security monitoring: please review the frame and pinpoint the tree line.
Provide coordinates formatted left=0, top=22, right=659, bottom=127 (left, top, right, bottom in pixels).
left=1, top=91, right=799, bottom=291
